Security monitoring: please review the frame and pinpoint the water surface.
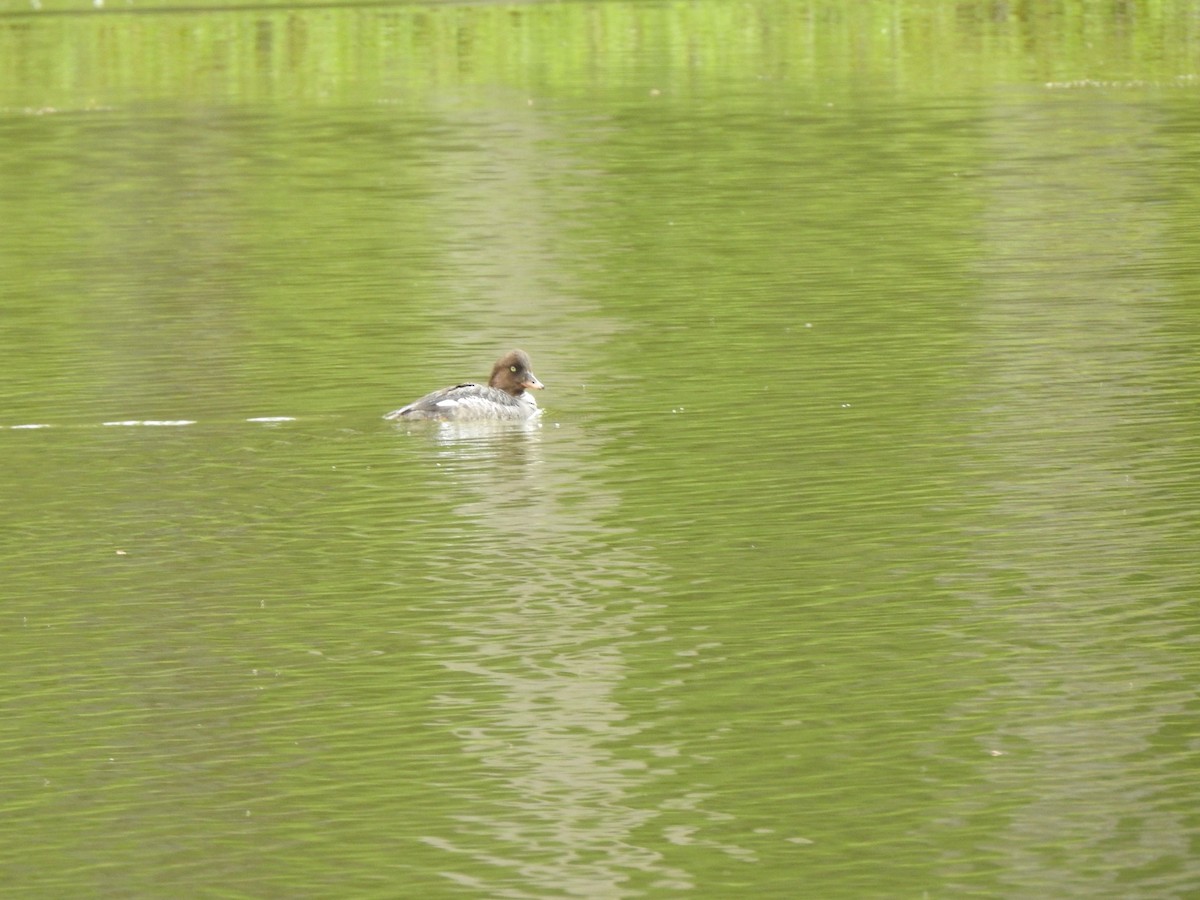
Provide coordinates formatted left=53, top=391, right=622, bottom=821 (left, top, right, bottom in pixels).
left=2, top=2, right=1199, bottom=897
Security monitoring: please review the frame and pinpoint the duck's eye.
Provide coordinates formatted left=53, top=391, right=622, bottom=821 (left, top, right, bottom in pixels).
left=510, top=365, right=518, bottom=373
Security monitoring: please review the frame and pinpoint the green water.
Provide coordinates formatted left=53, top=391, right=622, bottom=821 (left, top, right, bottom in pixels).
left=3, top=2, right=1199, bottom=897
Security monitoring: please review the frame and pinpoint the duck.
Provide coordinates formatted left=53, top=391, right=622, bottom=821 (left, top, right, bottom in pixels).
left=383, top=349, right=545, bottom=422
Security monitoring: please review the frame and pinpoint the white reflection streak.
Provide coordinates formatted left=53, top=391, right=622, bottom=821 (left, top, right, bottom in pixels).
left=405, top=99, right=690, bottom=895
left=935, top=96, right=1193, bottom=891
left=418, top=423, right=687, bottom=895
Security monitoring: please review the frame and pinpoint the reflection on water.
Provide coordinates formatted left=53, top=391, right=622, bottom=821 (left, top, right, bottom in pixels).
left=924, top=94, right=1199, bottom=895
left=394, top=422, right=698, bottom=895
left=391, top=416, right=546, bottom=447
